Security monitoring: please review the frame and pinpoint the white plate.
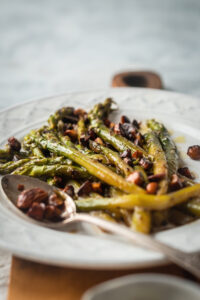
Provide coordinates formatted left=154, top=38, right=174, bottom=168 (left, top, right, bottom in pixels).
left=0, top=88, right=200, bottom=269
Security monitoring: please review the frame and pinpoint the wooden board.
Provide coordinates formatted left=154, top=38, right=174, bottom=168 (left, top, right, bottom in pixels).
left=8, top=256, right=198, bottom=300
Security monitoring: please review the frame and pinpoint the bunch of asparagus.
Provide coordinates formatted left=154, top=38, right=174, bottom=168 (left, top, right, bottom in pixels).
left=0, top=98, right=200, bottom=233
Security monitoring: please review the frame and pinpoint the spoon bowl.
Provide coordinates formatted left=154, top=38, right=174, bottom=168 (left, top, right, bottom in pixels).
left=1, top=174, right=76, bottom=228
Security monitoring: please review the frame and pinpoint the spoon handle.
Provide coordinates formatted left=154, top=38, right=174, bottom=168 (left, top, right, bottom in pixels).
left=70, top=213, right=200, bottom=278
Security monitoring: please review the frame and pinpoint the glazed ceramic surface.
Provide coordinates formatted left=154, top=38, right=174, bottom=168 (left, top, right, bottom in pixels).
left=0, top=88, right=200, bottom=269
left=82, top=274, right=200, bottom=300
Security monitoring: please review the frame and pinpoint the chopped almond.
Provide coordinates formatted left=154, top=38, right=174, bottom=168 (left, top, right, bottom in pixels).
left=127, top=171, right=143, bottom=186
left=64, top=129, right=77, bottom=142
left=95, top=137, right=104, bottom=145
left=146, top=182, right=158, bottom=194
left=132, top=150, right=143, bottom=159
left=92, top=182, right=102, bottom=194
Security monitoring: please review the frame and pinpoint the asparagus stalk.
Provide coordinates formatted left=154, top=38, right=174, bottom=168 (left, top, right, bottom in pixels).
left=147, top=119, right=179, bottom=178
left=185, top=198, right=200, bottom=217
left=0, top=149, right=12, bottom=160
left=144, top=131, right=168, bottom=194
left=31, top=145, right=45, bottom=158
left=14, top=163, right=90, bottom=179
left=91, top=122, right=148, bottom=157
left=66, top=179, right=81, bottom=193
left=47, top=178, right=57, bottom=186
left=129, top=132, right=154, bottom=233
left=88, top=98, right=147, bottom=155
left=76, top=144, right=109, bottom=165
left=131, top=208, right=151, bottom=234
left=77, top=117, right=87, bottom=142
left=23, top=132, right=44, bottom=158
left=89, top=99, right=148, bottom=158
left=76, top=144, right=92, bottom=155
left=90, top=211, right=117, bottom=223
left=152, top=210, right=169, bottom=228
left=12, top=157, right=73, bottom=174
left=31, top=130, right=146, bottom=194
left=48, top=115, right=57, bottom=130
left=60, top=132, right=113, bottom=167
left=89, top=140, right=134, bottom=176
left=0, top=159, right=29, bottom=174
left=48, top=107, right=75, bottom=130
left=88, top=98, right=115, bottom=122
left=0, top=148, right=28, bottom=161
left=75, top=183, right=200, bottom=211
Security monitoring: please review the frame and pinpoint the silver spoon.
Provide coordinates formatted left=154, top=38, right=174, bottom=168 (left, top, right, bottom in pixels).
left=1, top=174, right=200, bottom=278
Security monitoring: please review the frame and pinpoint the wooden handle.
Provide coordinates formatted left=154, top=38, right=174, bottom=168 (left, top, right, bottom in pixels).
left=112, top=71, right=163, bottom=89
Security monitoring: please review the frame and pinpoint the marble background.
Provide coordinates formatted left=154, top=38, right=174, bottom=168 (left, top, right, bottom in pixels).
left=0, top=0, right=200, bottom=299
left=0, top=0, right=200, bottom=111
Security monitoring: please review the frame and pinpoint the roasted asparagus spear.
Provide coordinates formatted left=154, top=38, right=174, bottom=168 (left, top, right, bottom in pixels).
left=91, top=122, right=147, bottom=157
left=0, top=159, right=29, bottom=174
left=144, top=131, right=168, bottom=194
left=89, top=140, right=134, bottom=176
left=76, top=183, right=200, bottom=211
left=14, top=164, right=90, bottom=179
left=147, top=119, right=179, bottom=179
left=31, top=130, right=146, bottom=194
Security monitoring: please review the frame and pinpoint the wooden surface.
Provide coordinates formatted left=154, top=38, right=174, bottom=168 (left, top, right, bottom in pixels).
left=8, top=256, right=198, bottom=300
